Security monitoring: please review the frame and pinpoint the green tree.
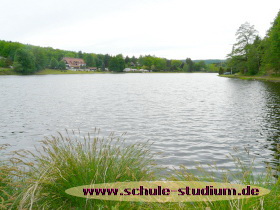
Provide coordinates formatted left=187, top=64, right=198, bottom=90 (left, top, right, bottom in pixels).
left=85, top=54, right=96, bottom=67
left=109, top=54, right=125, bottom=72
left=246, top=36, right=263, bottom=75
left=153, top=57, right=167, bottom=71
left=78, top=50, right=83, bottom=58
left=58, top=61, right=66, bottom=70
left=262, top=10, right=280, bottom=74
left=171, top=60, right=182, bottom=71
left=13, top=48, right=36, bottom=74
left=206, top=63, right=219, bottom=72
left=32, top=47, right=47, bottom=70
left=131, top=56, right=137, bottom=64
left=227, top=22, right=258, bottom=74
left=183, top=63, right=189, bottom=72
left=218, top=67, right=224, bottom=75
left=196, top=61, right=206, bottom=71
left=125, top=56, right=130, bottom=64
left=185, top=58, right=194, bottom=72
left=104, top=54, right=111, bottom=68
left=49, top=58, right=59, bottom=69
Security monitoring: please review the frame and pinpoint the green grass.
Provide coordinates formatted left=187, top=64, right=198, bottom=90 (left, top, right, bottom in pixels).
left=220, top=74, right=280, bottom=82
left=0, top=68, right=20, bottom=75
left=1, top=131, right=279, bottom=209
left=12, top=130, right=157, bottom=209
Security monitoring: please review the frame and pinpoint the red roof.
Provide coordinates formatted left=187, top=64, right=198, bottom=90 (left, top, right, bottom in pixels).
left=62, top=57, right=86, bottom=66
left=62, top=57, right=85, bottom=64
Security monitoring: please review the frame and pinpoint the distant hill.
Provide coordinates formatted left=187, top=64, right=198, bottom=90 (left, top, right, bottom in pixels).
left=193, top=59, right=226, bottom=64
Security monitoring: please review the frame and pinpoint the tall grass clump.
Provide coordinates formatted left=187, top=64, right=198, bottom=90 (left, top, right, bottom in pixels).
left=17, top=130, right=157, bottom=209
left=145, top=147, right=279, bottom=210
left=0, top=144, right=30, bottom=209
left=1, top=131, right=279, bottom=209
left=0, top=144, right=16, bottom=209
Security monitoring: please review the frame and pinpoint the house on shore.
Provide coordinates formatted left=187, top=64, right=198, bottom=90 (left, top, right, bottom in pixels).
left=62, top=57, right=86, bottom=70
left=88, top=67, right=97, bottom=71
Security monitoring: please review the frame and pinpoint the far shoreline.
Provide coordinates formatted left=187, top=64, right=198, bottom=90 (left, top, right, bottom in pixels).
left=0, top=68, right=218, bottom=76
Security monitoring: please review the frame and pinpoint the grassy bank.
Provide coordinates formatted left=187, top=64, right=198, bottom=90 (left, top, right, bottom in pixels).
left=0, top=68, right=20, bottom=75
left=220, top=74, right=280, bottom=82
left=1, top=131, right=279, bottom=209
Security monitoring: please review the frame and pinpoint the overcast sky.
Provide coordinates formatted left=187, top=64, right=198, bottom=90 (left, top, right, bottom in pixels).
left=1, top=0, right=279, bottom=60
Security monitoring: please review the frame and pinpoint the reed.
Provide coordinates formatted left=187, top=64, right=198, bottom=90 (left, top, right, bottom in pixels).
left=16, top=130, right=157, bottom=209
left=1, top=131, right=279, bottom=209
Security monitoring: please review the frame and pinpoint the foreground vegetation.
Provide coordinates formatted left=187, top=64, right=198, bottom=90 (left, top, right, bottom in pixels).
left=1, top=131, right=279, bottom=209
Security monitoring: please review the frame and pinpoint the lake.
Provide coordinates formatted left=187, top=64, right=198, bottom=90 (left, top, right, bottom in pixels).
left=0, top=73, right=279, bottom=176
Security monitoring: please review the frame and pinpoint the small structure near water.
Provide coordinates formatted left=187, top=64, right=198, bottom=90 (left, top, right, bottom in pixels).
left=62, top=57, right=86, bottom=70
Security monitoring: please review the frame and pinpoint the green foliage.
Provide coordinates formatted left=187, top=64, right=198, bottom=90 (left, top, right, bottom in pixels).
left=32, top=47, right=48, bottom=70
left=78, top=50, right=83, bottom=58
left=138, top=55, right=167, bottom=71
left=246, top=36, right=263, bottom=75
left=16, top=131, right=156, bottom=209
left=0, top=40, right=80, bottom=74
left=218, top=67, right=224, bottom=75
left=185, top=58, right=194, bottom=72
left=1, top=133, right=279, bottom=209
left=262, top=10, right=280, bottom=74
left=171, top=60, right=182, bottom=71
left=109, top=54, right=125, bottom=72
left=182, top=63, right=189, bottom=72
left=85, top=54, right=96, bottom=67
left=13, top=48, right=36, bottom=74
left=192, top=61, right=207, bottom=71
left=49, top=57, right=59, bottom=69
left=58, top=61, right=66, bottom=70
left=227, top=11, right=280, bottom=75
left=124, top=55, right=130, bottom=64
left=0, top=57, right=12, bottom=68
left=227, top=22, right=259, bottom=75
left=153, top=57, right=167, bottom=71
left=206, top=63, right=219, bottom=72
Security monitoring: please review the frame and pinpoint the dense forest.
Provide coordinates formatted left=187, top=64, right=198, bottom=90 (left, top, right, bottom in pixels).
left=226, top=10, right=280, bottom=75
left=0, top=10, right=279, bottom=75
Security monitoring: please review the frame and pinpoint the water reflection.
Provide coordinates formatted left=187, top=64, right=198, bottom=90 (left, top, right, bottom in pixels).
left=261, top=82, right=280, bottom=177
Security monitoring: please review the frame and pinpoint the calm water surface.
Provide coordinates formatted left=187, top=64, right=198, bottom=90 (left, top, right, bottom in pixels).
left=0, top=73, right=279, bottom=175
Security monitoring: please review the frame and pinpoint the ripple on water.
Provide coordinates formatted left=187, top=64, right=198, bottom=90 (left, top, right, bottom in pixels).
left=0, top=74, right=279, bottom=175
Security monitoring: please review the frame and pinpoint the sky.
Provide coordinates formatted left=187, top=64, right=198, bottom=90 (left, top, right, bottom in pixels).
left=1, top=0, right=279, bottom=60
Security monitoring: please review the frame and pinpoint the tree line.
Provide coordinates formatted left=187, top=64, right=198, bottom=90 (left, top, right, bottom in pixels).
left=226, top=10, right=280, bottom=75
left=0, top=41, right=222, bottom=74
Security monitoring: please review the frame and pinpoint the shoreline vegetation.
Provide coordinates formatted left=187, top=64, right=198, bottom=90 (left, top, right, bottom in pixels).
left=0, top=68, right=218, bottom=76
left=220, top=74, right=280, bottom=82
left=0, top=131, right=279, bottom=209
left=2, top=67, right=280, bottom=84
